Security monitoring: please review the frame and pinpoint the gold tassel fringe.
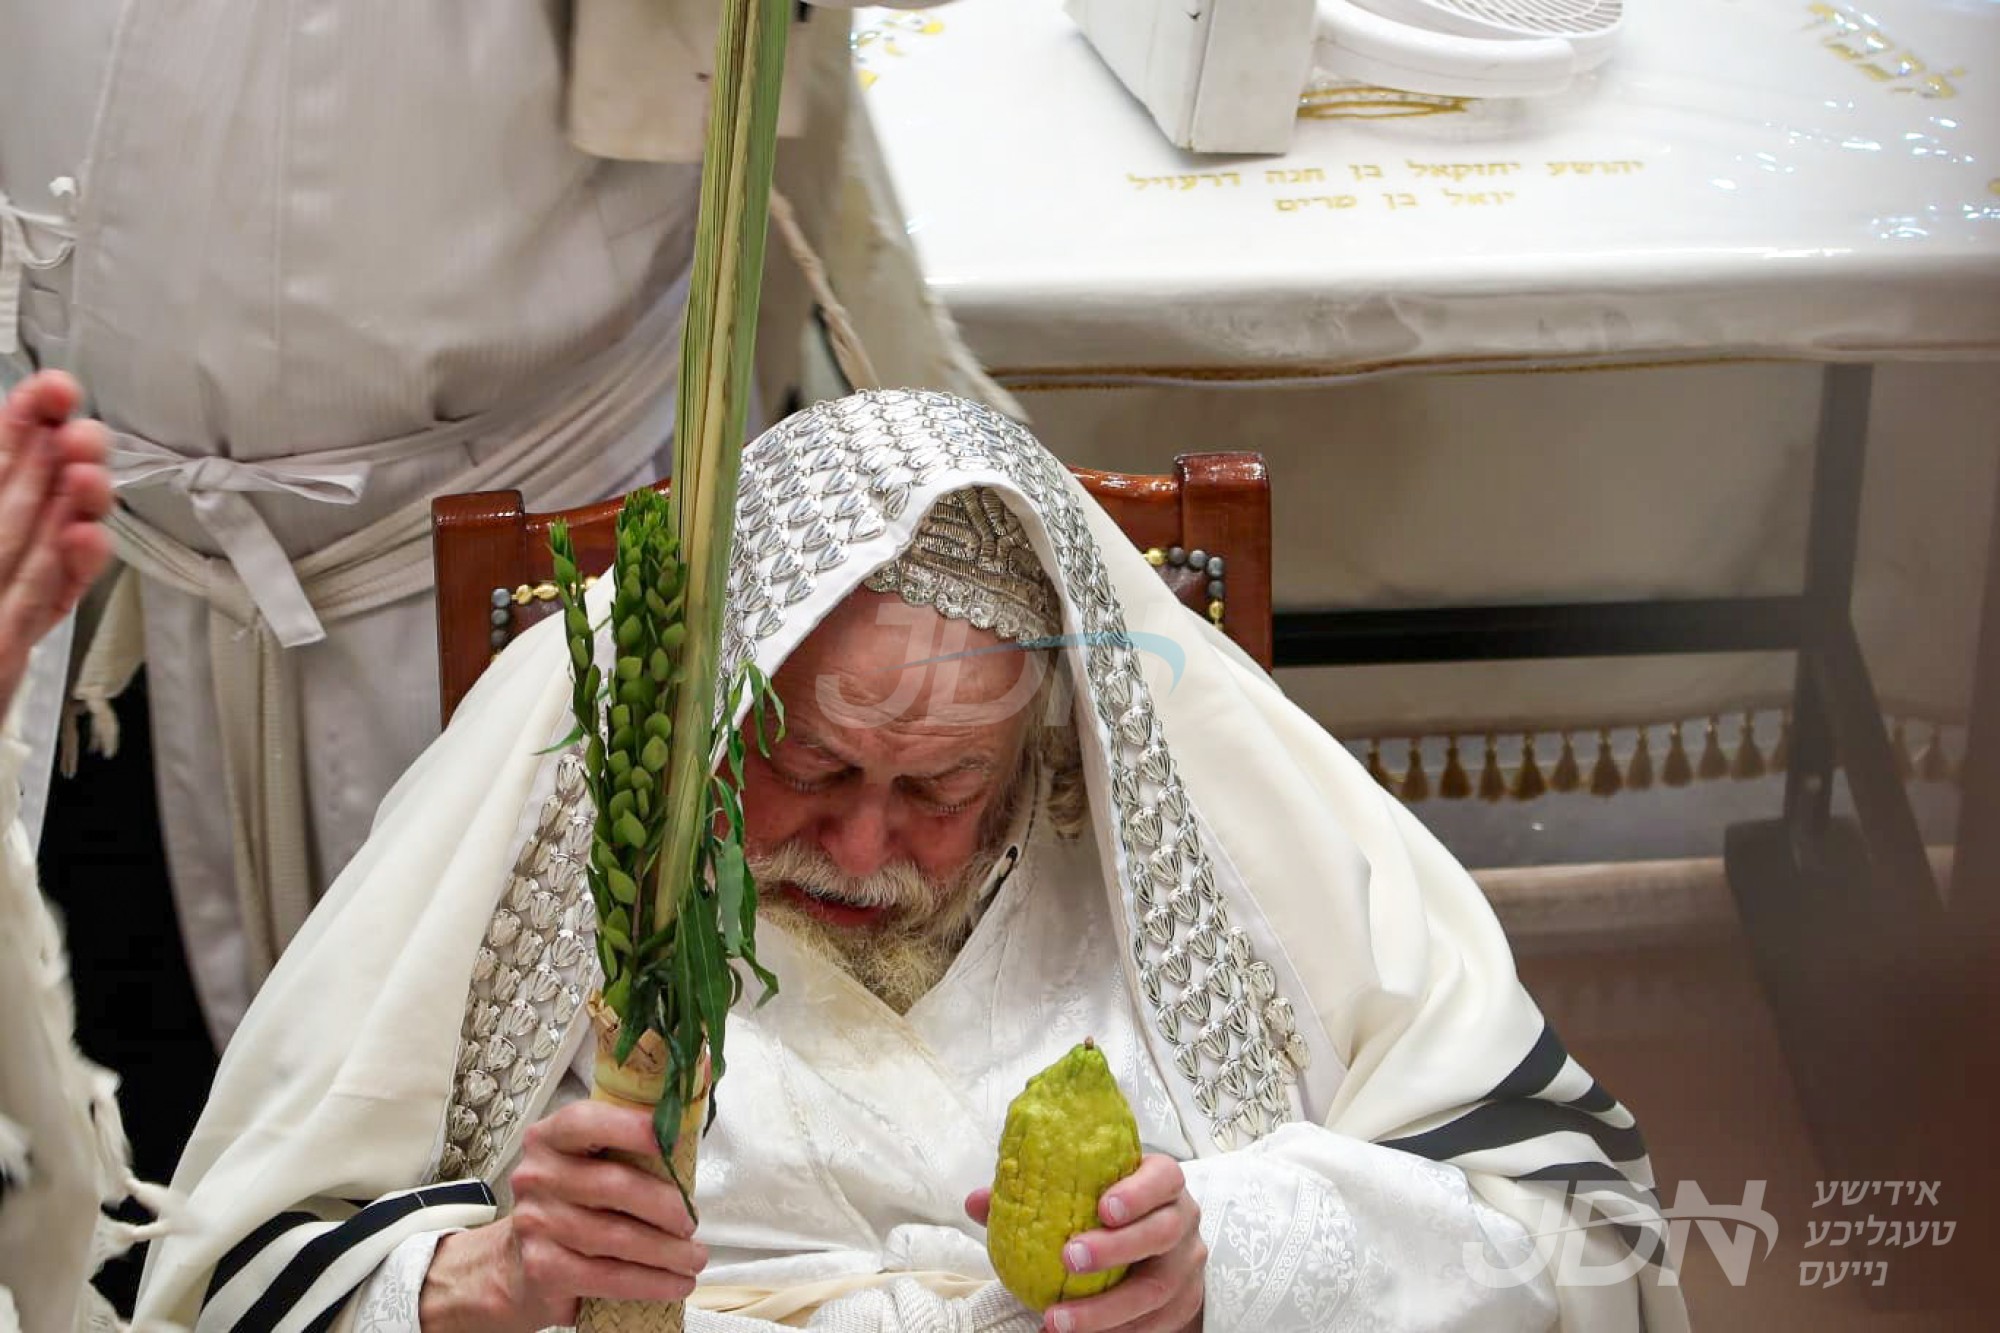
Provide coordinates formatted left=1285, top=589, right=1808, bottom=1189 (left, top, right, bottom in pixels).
left=1550, top=734, right=1582, bottom=794
left=1366, top=739, right=1392, bottom=791
left=1662, top=723, right=1694, bottom=787
left=1478, top=737, right=1507, bottom=802
left=1400, top=741, right=1431, bottom=802
left=1627, top=729, right=1655, bottom=790
left=1589, top=730, right=1622, bottom=797
left=1731, top=711, right=1766, bottom=780
left=1511, top=736, right=1548, bottom=801
left=1439, top=739, right=1472, bottom=800
left=1696, top=716, right=1729, bottom=782
left=1352, top=707, right=1962, bottom=803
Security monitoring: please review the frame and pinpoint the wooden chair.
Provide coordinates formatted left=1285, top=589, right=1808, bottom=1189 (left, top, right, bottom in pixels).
left=430, top=454, right=1272, bottom=726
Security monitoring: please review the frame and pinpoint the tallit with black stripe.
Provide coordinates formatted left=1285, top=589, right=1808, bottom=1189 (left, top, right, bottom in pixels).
left=137, top=391, right=1687, bottom=1330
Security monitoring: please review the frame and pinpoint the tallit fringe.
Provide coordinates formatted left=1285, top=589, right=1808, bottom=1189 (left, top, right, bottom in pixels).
left=0, top=1114, right=27, bottom=1185
left=57, top=694, right=121, bottom=778
left=1358, top=705, right=1970, bottom=803
left=60, top=567, right=145, bottom=776
left=75, top=1185, right=184, bottom=1333
left=11, top=875, right=184, bottom=1333
left=78, top=1028, right=184, bottom=1333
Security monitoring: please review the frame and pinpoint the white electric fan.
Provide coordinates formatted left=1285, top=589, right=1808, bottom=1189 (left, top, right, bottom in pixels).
left=1315, top=0, right=1625, bottom=99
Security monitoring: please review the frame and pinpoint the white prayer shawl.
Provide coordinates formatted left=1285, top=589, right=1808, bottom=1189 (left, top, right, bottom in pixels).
left=0, top=717, right=168, bottom=1333
left=136, top=393, right=1689, bottom=1332
left=0, top=732, right=98, bottom=1333
left=349, top=788, right=1564, bottom=1331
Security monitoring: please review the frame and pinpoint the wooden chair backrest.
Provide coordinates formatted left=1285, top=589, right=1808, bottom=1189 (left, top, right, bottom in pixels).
left=430, top=453, right=1271, bottom=726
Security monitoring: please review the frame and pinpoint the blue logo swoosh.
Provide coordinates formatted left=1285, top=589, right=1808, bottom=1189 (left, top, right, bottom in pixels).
left=895, top=630, right=1187, bottom=693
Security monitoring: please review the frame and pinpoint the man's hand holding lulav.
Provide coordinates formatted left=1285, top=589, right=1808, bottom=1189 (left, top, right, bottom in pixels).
left=421, top=1101, right=710, bottom=1333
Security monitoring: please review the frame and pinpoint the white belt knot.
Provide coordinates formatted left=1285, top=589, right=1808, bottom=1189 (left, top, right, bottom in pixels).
left=109, top=435, right=373, bottom=647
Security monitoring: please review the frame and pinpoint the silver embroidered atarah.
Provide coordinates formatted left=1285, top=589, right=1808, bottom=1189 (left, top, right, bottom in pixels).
left=862, top=485, right=1062, bottom=644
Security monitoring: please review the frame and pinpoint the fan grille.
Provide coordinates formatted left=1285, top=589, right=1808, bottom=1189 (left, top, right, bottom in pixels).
left=1423, top=0, right=1624, bottom=39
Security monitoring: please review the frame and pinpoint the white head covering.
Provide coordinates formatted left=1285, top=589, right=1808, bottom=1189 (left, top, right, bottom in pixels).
left=138, top=391, right=1686, bottom=1332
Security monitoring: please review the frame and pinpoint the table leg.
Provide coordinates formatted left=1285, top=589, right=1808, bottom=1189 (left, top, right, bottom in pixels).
left=1947, top=448, right=2000, bottom=930
left=1725, top=363, right=1995, bottom=1311
left=1781, top=365, right=1873, bottom=853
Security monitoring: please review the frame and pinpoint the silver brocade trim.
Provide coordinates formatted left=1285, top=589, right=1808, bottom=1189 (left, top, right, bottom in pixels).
left=435, top=390, right=1301, bottom=1161
left=860, top=486, right=1062, bottom=643
left=430, top=750, right=596, bottom=1184
left=722, top=391, right=1301, bottom=1147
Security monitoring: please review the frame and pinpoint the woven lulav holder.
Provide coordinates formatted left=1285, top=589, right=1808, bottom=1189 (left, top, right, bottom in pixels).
left=576, top=999, right=710, bottom=1333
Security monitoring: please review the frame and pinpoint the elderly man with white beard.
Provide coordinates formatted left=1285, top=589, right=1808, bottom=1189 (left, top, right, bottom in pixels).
left=136, top=391, right=1689, bottom=1333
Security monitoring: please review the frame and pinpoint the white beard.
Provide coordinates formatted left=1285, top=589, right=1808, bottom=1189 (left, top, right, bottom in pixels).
left=750, top=845, right=989, bottom=1015
left=747, top=767, right=1033, bottom=1014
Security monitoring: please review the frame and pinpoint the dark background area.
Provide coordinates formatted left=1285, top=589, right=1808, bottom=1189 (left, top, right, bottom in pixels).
left=39, top=673, right=216, bottom=1313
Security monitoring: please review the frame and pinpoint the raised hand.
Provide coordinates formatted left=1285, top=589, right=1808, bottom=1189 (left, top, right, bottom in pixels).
left=0, top=371, right=113, bottom=720
left=419, top=1100, right=709, bottom=1333
left=968, top=1153, right=1205, bottom=1333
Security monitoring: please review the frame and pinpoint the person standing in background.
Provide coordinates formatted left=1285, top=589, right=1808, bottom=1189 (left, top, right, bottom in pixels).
left=0, top=0, right=967, bottom=1053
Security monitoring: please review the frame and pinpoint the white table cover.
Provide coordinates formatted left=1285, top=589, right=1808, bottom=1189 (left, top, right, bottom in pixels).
left=856, top=0, right=2000, bottom=380
left=850, top=0, right=2000, bottom=776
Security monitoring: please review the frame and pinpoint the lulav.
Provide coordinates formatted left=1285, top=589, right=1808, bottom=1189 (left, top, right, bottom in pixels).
left=547, top=1, right=793, bottom=1327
